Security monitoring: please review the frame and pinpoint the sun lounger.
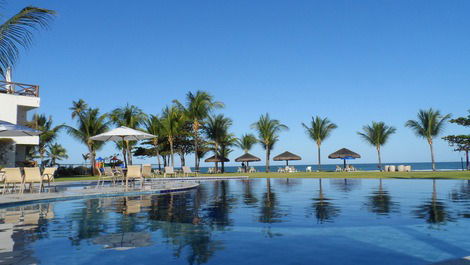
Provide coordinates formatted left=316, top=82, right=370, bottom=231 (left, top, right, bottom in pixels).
left=23, top=167, right=44, bottom=193
left=126, top=165, right=144, bottom=187
left=2, top=168, right=23, bottom=194
left=42, top=167, right=57, bottom=187
left=142, top=164, right=155, bottom=179
left=306, top=166, right=312, bottom=172
left=182, top=166, right=197, bottom=177
left=96, top=167, right=117, bottom=188
left=164, top=166, right=176, bottom=178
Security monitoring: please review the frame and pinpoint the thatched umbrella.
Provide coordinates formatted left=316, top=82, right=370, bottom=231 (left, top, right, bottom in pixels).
left=273, top=151, right=301, bottom=166
left=235, top=153, right=261, bottom=172
left=205, top=155, right=229, bottom=162
left=328, top=148, right=361, bottom=169
left=205, top=155, right=229, bottom=173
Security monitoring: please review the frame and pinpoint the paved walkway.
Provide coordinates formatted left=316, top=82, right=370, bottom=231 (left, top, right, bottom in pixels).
left=0, top=180, right=200, bottom=207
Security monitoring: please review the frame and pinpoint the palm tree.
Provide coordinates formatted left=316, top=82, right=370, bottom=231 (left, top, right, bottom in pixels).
left=174, top=91, right=224, bottom=170
left=236, top=133, right=257, bottom=153
left=161, top=105, right=186, bottom=167
left=357, top=121, right=396, bottom=171
left=219, top=133, right=237, bottom=173
left=70, top=99, right=88, bottom=119
left=302, top=116, right=337, bottom=171
left=0, top=5, right=55, bottom=77
left=204, top=114, right=232, bottom=172
left=405, top=109, right=451, bottom=171
left=45, top=143, right=68, bottom=166
left=110, top=104, right=147, bottom=165
left=251, top=113, right=288, bottom=173
left=26, top=113, right=63, bottom=166
left=65, top=107, right=110, bottom=175
left=144, top=114, right=163, bottom=170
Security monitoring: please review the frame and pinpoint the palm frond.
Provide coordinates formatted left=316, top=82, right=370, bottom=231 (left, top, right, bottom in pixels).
left=0, top=6, right=56, bottom=77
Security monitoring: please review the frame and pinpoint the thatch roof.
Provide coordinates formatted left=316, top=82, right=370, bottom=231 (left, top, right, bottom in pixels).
left=235, top=153, right=261, bottom=162
left=204, top=155, right=230, bottom=162
left=328, top=148, right=361, bottom=159
left=273, top=151, right=301, bottom=161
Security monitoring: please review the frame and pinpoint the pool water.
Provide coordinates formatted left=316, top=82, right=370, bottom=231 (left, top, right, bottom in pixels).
left=1, top=178, right=469, bottom=265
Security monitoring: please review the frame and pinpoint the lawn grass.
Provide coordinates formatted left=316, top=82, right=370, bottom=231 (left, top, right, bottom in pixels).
left=55, top=170, right=470, bottom=182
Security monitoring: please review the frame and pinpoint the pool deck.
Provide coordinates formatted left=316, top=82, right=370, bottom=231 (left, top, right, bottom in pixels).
left=0, top=176, right=249, bottom=207
left=0, top=181, right=200, bottom=207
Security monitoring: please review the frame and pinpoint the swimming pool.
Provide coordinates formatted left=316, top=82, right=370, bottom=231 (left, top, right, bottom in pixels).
left=0, top=178, right=469, bottom=265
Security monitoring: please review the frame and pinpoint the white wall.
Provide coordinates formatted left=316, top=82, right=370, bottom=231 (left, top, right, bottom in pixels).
left=0, top=93, right=40, bottom=166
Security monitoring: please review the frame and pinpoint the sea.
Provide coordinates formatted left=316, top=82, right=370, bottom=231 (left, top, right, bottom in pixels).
left=197, top=161, right=467, bottom=173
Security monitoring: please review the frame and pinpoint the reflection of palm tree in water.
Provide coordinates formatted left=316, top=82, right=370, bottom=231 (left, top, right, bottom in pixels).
left=204, top=181, right=236, bottom=226
left=365, top=179, right=398, bottom=215
left=259, top=179, right=284, bottom=223
left=310, top=178, right=340, bottom=223
left=242, top=180, right=258, bottom=205
left=330, top=178, right=361, bottom=193
left=450, top=180, right=470, bottom=218
left=413, top=180, right=453, bottom=226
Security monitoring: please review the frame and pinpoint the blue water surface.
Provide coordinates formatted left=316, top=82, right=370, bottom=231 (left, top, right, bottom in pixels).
left=1, top=178, right=470, bottom=265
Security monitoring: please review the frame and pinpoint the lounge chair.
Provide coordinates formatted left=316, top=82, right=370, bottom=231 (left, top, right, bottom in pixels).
left=237, top=167, right=244, bottom=173
left=2, top=168, right=23, bottom=194
left=335, top=165, right=342, bottom=172
left=42, top=167, right=57, bottom=187
left=96, top=167, right=117, bottom=188
left=249, top=167, right=257, bottom=173
left=126, top=165, right=144, bottom=187
left=23, top=167, right=44, bottom=193
left=142, top=164, right=155, bottom=180
left=164, top=166, right=176, bottom=178
left=182, top=166, right=197, bottom=177
left=278, top=167, right=285, bottom=173
left=306, top=166, right=312, bottom=172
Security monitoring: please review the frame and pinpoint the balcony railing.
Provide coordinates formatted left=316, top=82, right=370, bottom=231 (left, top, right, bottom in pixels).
left=0, top=80, right=39, bottom=97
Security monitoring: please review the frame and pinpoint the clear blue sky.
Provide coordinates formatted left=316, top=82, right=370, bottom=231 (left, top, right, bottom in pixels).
left=9, top=0, right=470, bottom=166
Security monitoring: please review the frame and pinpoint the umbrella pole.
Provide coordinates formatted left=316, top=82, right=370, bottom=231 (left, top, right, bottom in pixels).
left=246, top=161, right=249, bottom=173
left=343, top=159, right=346, bottom=170
left=286, top=160, right=289, bottom=166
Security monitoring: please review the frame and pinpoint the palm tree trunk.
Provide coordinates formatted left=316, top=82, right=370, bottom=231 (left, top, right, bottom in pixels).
left=169, top=138, right=174, bottom=167
left=266, top=149, right=270, bottom=173
left=194, top=132, right=199, bottom=170
left=317, top=144, right=321, bottom=172
left=126, top=140, right=133, bottom=165
left=88, top=145, right=96, bottom=176
left=180, top=152, right=185, bottom=166
left=122, top=147, right=127, bottom=168
left=466, top=150, right=469, bottom=171
left=377, top=146, right=382, bottom=172
left=429, top=139, right=436, bottom=171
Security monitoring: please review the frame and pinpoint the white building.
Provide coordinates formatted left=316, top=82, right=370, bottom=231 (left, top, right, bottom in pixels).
left=0, top=77, right=40, bottom=167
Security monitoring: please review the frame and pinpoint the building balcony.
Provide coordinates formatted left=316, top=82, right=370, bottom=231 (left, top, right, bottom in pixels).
left=0, top=80, right=39, bottom=97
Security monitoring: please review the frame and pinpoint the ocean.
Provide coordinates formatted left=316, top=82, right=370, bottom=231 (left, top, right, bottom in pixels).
left=197, top=161, right=466, bottom=173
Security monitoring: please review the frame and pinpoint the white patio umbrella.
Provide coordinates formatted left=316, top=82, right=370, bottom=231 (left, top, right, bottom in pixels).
left=90, top=126, right=155, bottom=167
left=0, top=120, right=41, bottom=137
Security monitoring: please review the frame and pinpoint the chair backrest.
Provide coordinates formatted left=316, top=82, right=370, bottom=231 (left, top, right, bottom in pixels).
left=115, top=167, right=124, bottom=175
left=126, top=165, right=142, bottom=179
left=103, top=167, right=114, bottom=176
left=182, top=166, right=192, bottom=173
left=42, top=167, right=57, bottom=177
left=165, top=166, right=174, bottom=174
left=3, top=168, right=22, bottom=183
left=24, top=167, right=42, bottom=183
left=142, top=164, right=153, bottom=178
